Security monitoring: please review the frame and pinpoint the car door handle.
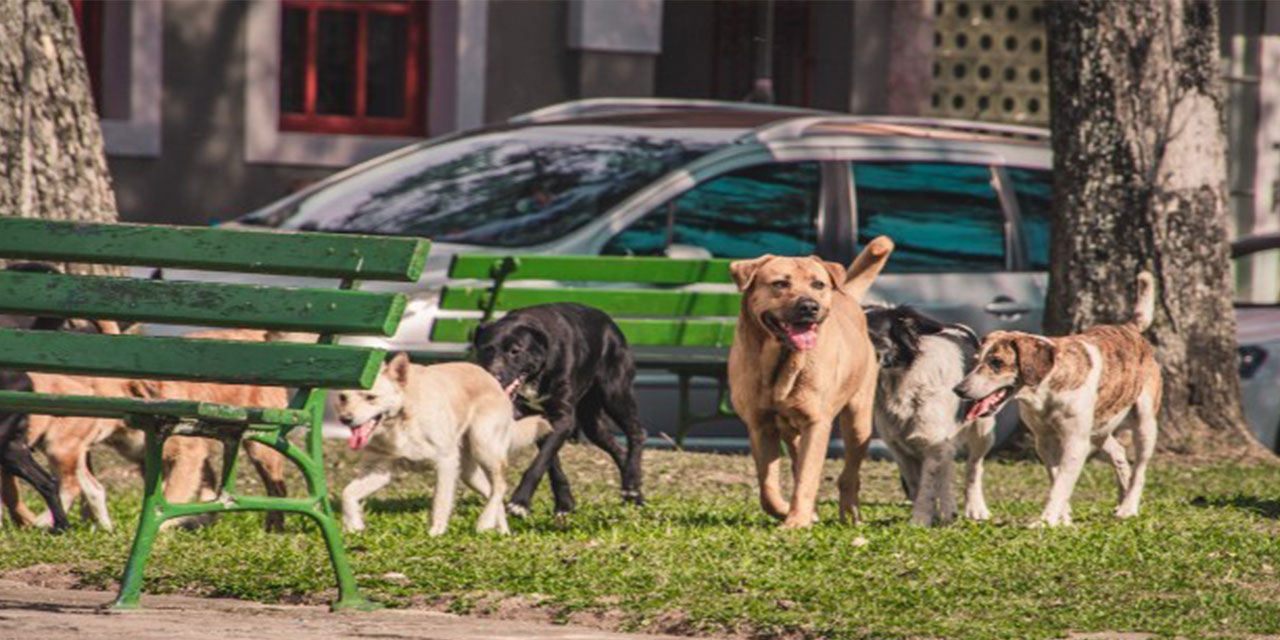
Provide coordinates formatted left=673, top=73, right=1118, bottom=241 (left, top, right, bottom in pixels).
left=984, top=298, right=1030, bottom=316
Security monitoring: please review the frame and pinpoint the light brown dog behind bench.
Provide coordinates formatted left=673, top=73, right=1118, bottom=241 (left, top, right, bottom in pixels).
left=1, top=328, right=294, bottom=531
left=727, top=237, right=894, bottom=528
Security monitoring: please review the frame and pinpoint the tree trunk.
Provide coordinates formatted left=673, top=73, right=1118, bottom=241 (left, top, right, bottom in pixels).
left=1045, top=0, right=1263, bottom=456
left=0, top=0, right=121, bottom=276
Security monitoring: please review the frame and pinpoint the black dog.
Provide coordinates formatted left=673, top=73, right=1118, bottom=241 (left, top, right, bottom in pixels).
left=0, top=263, right=75, bottom=532
left=472, top=303, right=645, bottom=516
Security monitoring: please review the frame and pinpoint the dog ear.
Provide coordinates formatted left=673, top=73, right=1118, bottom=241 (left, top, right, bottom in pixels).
left=729, top=255, right=775, bottom=291
left=386, top=352, right=412, bottom=386
left=1012, top=335, right=1055, bottom=387
left=905, top=308, right=947, bottom=336
left=813, top=257, right=847, bottom=293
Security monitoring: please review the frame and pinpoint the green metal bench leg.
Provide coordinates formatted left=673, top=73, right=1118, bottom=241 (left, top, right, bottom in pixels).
left=307, top=509, right=377, bottom=611
left=113, top=422, right=167, bottom=610
left=277, top=426, right=377, bottom=611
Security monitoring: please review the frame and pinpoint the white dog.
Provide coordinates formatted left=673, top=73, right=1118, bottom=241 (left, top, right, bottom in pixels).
left=864, top=306, right=995, bottom=526
left=955, top=272, right=1161, bottom=526
left=336, top=355, right=549, bottom=535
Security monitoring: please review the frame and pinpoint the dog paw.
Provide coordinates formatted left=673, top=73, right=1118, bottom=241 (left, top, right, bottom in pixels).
left=343, top=520, right=365, bottom=533
left=428, top=526, right=447, bottom=537
left=965, top=504, right=991, bottom=521
left=909, top=515, right=934, bottom=527
left=781, top=514, right=814, bottom=529
left=838, top=505, right=862, bottom=526
left=620, top=490, right=645, bottom=506
left=1031, top=513, right=1071, bottom=528
left=1114, top=504, right=1139, bottom=519
left=505, top=503, right=530, bottom=519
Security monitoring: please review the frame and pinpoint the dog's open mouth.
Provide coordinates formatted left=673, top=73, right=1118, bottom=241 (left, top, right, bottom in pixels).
left=347, top=414, right=382, bottom=450
left=964, top=387, right=1011, bottom=422
left=503, top=377, right=522, bottom=399
left=764, top=315, right=820, bottom=351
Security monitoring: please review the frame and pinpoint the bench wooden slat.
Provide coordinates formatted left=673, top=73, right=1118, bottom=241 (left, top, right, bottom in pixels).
left=0, top=218, right=429, bottom=281
left=439, top=285, right=740, bottom=317
left=0, top=329, right=384, bottom=388
left=430, top=317, right=737, bottom=348
left=448, top=254, right=734, bottom=284
left=0, top=271, right=407, bottom=336
left=0, top=390, right=310, bottom=425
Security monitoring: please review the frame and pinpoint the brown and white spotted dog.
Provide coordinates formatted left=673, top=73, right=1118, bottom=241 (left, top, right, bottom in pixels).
left=954, top=272, right=1162, bottom=527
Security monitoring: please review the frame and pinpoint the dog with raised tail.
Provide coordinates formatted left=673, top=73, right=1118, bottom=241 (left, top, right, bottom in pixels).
left=864, top=305, right=995, bottom=526
left=955, top=272, right=1161, bottom=527
left=337, top=355, right=551, bottom=536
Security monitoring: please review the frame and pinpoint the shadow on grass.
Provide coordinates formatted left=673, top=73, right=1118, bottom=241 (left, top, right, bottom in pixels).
left=365, top=496, right=432, bottom=515
left=1190, top=494, right=1280, bottom=520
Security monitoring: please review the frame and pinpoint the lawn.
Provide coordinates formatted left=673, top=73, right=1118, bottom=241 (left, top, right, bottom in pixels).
left=3, top=440, right=1280, bottom=640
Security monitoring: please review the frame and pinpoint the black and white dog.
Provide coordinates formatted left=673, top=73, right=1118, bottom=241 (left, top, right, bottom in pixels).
left=864, top=305, right=995, bottom=526
left=472, top=303, right=645, bottom=516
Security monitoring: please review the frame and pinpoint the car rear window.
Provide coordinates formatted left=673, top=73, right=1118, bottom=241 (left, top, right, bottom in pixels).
left=1006, top=167, right=1053, bottom=270
left=240, top=127, right=731, bottom=247
left=601, top=162, right=820, bottom=259
left=852, top=162, right=1006, bottom=273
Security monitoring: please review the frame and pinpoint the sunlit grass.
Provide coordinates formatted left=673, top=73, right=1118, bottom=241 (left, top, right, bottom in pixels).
left=3, top=441, right=1279, bottom=639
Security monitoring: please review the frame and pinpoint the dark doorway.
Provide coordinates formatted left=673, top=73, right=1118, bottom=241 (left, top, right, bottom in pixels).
left=656, top=0, right=814, bottom=107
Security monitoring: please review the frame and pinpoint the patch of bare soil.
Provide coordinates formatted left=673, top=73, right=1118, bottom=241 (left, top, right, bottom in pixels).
left=1, top=563, right=93, bottom=590
left=0, top=579, right=699, bottom=640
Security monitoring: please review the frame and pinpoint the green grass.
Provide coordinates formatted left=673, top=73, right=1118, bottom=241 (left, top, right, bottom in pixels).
left=3, top=442, right=1280, bottom=639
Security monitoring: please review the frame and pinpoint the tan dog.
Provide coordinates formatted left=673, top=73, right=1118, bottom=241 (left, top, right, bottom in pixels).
left=955, top=272, right=1161, bottom=526
left=1, top=328, right=292, bottom=531
left=728, top=237, right=894, bottom=528
left=337, top=355, right=550, bottom=536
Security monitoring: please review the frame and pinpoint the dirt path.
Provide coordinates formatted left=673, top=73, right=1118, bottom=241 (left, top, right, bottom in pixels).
left=0, top=579, right=694, bottom=640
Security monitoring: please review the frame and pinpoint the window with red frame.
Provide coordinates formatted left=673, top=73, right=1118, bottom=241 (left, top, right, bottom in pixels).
left=69, top=0, right=104, bottom=113
left=279, top=1, right=428, bottom=136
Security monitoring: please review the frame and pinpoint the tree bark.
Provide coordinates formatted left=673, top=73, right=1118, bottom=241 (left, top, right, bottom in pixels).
left=1045, top=0, right=1263, bottom=456
left=0, top=0, right=121, bottom=276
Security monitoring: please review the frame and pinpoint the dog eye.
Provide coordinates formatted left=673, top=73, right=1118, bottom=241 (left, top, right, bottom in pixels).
left=508, top=345, right=522, bottom=355
left=988, top=358, right=1004, bottom=370
left=771, top=280, right=790, bottom=290
left=811, top=280, right=826, bottom=290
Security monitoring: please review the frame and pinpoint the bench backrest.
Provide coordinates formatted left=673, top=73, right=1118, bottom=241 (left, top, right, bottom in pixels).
left=0, top=218, right=428, bottom=417
left=431, top=254, right=740, bottom=349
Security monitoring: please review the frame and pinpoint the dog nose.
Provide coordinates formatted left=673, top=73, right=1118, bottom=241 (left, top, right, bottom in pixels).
left=952, top=383, right=968, bottom=398
left=796, top=298, right=820, bottom=317
left=338, top=415, right=354, bottom=427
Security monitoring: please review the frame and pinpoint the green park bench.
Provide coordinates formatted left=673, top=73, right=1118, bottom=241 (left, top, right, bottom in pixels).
left=0, top=217, right=428, bottom=611
left=426, top=254, right=740, bottom=445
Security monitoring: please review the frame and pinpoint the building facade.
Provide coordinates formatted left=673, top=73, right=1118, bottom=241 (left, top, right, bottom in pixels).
left=75, top=0, right=1280, bottom=299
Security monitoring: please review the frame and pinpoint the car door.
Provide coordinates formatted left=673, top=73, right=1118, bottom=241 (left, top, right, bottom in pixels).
left=595, top=161, right=829, bottom=261
left=851, top=160, right=1046, bottom=336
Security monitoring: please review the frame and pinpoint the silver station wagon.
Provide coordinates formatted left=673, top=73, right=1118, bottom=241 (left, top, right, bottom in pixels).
left=195, top=99, right=1270, bottom=451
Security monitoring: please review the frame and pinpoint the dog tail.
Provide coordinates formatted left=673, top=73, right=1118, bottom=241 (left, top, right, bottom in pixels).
left=509, top=415, right=552, bottom=453
left=844, top=236, right=894, bottom=301
left=1131, top=271, right=1155, bottom=331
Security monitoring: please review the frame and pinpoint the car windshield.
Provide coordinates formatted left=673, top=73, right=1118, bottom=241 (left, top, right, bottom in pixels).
left=240, top=126, right=731, bottom=247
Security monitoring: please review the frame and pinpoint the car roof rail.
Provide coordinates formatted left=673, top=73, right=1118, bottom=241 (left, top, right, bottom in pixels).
left=749, top=115, right=1051, bottom=143
left=508, top=98, right=826, bottom=124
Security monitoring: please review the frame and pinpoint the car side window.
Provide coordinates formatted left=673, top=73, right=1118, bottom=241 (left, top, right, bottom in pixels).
left=1006, top=167, right=1052, bottom=271
left=852, top=162, right=1006, bottom=273
left=601, top=162, right=820, bottom=259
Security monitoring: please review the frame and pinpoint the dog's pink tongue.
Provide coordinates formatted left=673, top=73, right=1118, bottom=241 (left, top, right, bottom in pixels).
left=786, top=324, right=819, bottom=350
left=965, top=390, right=1004, bottom=423
left=347, top=419, right=377, bottom=450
